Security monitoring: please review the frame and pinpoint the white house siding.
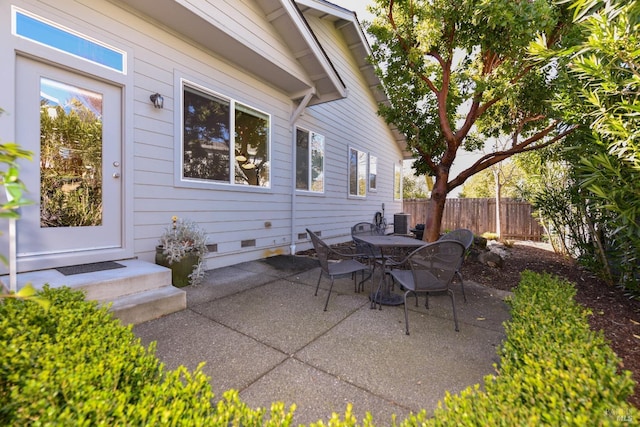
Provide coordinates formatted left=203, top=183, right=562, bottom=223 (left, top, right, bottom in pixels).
left=111, top=7, right=300, bottom=269
left=173, top=0, right=312, bottom=88
left=293, top=15, right=404, bottom=249
left=0, top=0, right=405, bottom=272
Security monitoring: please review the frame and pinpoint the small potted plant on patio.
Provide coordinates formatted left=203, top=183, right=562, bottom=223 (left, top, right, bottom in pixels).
left=156, top=216, right=208, bottom=287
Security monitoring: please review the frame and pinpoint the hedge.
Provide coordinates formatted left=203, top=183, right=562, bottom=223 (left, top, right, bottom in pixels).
left=1, top=272, right=638, bottom=426
left=0, top=285, right=295, bottom=426
left=400, top=271, right=639, bottom=426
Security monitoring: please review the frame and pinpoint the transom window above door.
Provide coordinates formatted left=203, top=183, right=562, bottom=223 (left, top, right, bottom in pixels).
left=181, top=81, right=270, bottom=188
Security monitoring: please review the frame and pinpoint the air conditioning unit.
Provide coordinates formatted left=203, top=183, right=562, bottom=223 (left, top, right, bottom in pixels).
left=394, top=213, right=411, bottom=235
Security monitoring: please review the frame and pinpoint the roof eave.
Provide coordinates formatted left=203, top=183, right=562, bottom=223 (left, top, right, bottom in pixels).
left=114, top=0, right=346, bottom=104
left=295, top=0, right=410, bottom=158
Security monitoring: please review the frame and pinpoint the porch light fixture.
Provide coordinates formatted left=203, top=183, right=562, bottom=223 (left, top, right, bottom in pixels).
left=150, top=93, right=164, bottom=109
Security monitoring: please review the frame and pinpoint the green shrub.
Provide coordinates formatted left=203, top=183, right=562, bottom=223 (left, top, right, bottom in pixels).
left=0, top=285, right=295, bottom=426
left=417, top=271, right=639, bottom=426
left=482, top=231, right=499, bottom=241
left=2, top=276, right=637, bottom=426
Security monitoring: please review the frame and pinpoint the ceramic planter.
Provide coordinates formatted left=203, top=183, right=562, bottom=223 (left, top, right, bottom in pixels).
left=155, top=246, right=200, bottom=288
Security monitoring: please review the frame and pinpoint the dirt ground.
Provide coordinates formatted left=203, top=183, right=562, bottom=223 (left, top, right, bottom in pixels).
left=461, top=241, right=640, bottom=408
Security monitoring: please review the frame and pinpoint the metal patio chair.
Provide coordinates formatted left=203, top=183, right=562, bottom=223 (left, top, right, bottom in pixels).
left=439, top=228, right=474, bottom=302
left=352, top=222, right=409, bottom=294
left=388, top=240, right=465, bottom=334
left=306, top=229, right=370, bottom=311
left=351, top=222, right=385, bottom=289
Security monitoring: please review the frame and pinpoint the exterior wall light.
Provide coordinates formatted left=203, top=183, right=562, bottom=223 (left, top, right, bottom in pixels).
left=150, top=93, right=164, bottom=109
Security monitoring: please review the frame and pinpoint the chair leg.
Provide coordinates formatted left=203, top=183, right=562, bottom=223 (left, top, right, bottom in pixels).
left=373, top=274, right=385, bottom=310
left=456, top=271, right=467, bottom=303
left=323, top=277, right=335, bottom=311
left=358, top=267, right=372, bottom=293
left=314, top=271, right=324, bottom=296
left=369, top=269, right=381, bottom=309
left=404, top=292, right=410, bottom=335
left=448, top=289, right=460, bottom=332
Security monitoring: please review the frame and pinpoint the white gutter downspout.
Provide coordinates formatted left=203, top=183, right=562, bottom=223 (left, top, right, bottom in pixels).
left=289, top=88, right=315, bottom=255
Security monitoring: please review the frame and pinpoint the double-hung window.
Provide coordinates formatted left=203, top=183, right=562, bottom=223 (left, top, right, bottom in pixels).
left=182, top=81, right=270, bottom=187
left=369, top=155, right=377, bottom=191
left=349, top=147, right=368, bottom=197
left=296, top=128, right=324, bottom=192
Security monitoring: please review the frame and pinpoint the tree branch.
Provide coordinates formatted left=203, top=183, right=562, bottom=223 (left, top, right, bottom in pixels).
left=447, top=124, right=578, bottom=190
left=411, top=123, right=438, bottom=173
left=387, top=0, right=440, bottom=95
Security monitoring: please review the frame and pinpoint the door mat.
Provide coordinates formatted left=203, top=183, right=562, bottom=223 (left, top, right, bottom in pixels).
left=56, top=261, right=126, bottom=276
left=260, top=255, right=319, bottom=273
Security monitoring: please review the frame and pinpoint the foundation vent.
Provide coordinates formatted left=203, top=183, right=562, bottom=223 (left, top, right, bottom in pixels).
left=241, top=239, right=256, bottom=248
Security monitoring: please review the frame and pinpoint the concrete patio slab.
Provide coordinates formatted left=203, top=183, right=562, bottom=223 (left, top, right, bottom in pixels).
left=133, top=309, right=288, bottom=397
left=239, top=358, right=411, bottom=425
left=191, top=279, right=366, bottom=354
left=133, top=255, right=511, bottom=426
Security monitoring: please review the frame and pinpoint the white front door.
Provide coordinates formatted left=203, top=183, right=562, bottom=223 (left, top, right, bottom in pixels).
left=15, top=56, right=123, bottom=271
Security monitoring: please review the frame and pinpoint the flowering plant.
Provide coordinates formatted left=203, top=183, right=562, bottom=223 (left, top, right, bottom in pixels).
left=158, top=216, right=208, bottom=285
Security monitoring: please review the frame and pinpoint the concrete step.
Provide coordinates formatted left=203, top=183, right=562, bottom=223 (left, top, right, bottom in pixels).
left=4, top=259, right=186, bottom=325
left=108, top=285, right=186, bottom=325
left=76, top=260, right=171, bottom=302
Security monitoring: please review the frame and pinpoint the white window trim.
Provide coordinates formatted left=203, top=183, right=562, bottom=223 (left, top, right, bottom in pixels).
left=296, top=127, right=325, bottom=194
left=348, top=146, right=368, bottom=199
left=369, top=155, right=377, bottom=192
left=174, top=77, right=272, bottom=192
left=12, top=7, right=127, bottom=74
left=394, top=162, right=403, bottom=201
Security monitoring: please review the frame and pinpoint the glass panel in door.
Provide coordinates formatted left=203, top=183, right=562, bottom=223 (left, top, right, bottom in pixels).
left=40, top=78, right=104, bottom=228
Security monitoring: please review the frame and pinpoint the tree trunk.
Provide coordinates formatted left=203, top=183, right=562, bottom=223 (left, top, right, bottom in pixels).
left=423, top=173, right=448, bottom=242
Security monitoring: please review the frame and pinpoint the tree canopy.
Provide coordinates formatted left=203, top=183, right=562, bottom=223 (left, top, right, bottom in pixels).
left=529, top=0, right=640, bottom=290
left=367, top=0, right=578, bottom=240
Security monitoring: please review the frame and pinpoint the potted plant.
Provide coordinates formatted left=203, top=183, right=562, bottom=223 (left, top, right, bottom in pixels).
left=156, top=216, right=208, bottom=287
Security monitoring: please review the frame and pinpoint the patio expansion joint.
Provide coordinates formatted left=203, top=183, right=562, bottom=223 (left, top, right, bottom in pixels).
left=231, top=299, right=416, bottom=415
left=305, top=301, right=417, bottom=414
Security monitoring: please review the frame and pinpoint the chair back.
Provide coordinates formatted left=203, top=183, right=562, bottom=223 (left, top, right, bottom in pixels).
left=439, top=228, right=474, bottom=250
left=306, top=229, right=331, bottom=274
left=351, top=222, right=382, bottom=236
left=351, top=222, right=383, bottom=258
left=407, top=240, right=465, bottom=290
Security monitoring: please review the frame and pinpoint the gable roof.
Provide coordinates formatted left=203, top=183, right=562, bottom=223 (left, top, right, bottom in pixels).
left=117, top=0, right=346, bottom=105
left=116, top=0, right=408, bottom=155
left=295, top=0, right=409, bottom=157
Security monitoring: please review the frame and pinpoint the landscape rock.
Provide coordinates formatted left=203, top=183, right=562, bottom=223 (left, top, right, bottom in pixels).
left=477, top=250, right=504, bottom=268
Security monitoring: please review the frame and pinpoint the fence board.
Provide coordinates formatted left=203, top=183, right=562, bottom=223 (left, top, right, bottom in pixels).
left=402, top=198, right=543, bottom=241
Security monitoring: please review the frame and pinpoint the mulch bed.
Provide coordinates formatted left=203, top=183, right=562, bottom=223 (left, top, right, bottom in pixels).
left=460, top=241, right=640, bottom=408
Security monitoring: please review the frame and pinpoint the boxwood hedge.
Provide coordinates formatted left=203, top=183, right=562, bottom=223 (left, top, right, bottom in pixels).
left=399, top=271, right=639, bottom=426
left=1, top=272, right=638, bottom=426
left=0, top=285, right=295, bottom=426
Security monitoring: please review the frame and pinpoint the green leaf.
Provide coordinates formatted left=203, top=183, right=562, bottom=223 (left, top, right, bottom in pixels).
left=16, top=283, right=37, bottom=298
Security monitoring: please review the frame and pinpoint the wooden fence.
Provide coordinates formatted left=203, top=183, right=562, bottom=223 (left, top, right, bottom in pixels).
left=402, top=198, right=544, bottom=241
